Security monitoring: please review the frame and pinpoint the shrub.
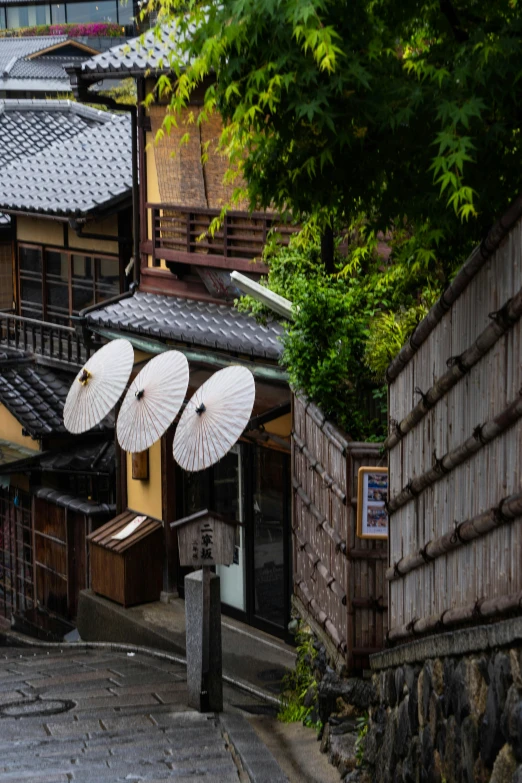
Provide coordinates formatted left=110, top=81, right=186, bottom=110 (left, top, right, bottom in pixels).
left=0, top=22, right=124, bottom=38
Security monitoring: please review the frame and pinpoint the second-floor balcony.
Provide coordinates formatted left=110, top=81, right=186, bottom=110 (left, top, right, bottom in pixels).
left=141, top=204, right=297, bottom=301
left=0, top=310, right=91, bottom=369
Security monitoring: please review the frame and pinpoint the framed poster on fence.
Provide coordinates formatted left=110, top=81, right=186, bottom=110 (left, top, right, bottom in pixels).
left=357, top=467, right=388, bottom=540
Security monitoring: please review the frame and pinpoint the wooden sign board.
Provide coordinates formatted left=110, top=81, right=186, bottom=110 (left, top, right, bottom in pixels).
left=356, top=467, right=388, bottom=540
left=171, top=509, right=237, bottom=567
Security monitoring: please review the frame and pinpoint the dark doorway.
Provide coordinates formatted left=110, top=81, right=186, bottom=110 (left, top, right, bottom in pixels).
left=178, top=442, right=292, bottom=640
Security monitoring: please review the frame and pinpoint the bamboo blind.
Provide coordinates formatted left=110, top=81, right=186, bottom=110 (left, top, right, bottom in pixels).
left=387, top=218, right=522, bottom=640
left=150, top=106, right=250, bottom=210
left=292, top=394, right=387, bottom=673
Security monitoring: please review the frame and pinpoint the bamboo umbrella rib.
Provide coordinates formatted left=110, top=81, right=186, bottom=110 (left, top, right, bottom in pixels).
left=117, top=351, right=189, bottom=453
left=173, top=366, right=255, bottom=472
left=388, top=388, right=522, bottom=514
left=385, top=285, right=522, bottom=450
left=64, top=339, right=134, bottom=434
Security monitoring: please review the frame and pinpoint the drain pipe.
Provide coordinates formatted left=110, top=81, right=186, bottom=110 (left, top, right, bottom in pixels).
left=67, top=68, right=140, bottom=287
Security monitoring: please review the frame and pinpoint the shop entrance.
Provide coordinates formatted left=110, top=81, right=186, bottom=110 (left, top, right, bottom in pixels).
left=178, top=442, right=291, bottom=639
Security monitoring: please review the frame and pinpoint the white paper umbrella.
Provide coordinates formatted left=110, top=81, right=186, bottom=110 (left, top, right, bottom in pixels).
left=173, top=365, right=255, bottom=472
left=116, top=351, right=189, bottom=453
left=63, top=339, right=134, bottom=434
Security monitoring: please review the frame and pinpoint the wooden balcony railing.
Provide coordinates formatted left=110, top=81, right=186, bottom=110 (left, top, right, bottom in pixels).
left=145, top=204, right=297, bottom=274
left=0, top=312, right=90, bottom=369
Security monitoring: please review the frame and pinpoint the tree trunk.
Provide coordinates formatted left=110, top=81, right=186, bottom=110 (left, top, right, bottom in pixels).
left=321, top=225, right=335, bottom=275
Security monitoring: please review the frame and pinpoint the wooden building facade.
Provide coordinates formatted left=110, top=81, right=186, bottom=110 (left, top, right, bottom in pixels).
left=385, top=196, right=522, bottom=643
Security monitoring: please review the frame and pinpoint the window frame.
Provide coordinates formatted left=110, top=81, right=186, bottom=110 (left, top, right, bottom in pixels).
left=17, top=242, right=122, bottom=324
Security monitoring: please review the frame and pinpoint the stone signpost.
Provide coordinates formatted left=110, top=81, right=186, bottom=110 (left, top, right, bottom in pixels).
left=171, top=509, right=239, bottom=712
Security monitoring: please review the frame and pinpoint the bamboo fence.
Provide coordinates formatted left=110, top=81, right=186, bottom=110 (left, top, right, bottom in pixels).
left=386, top=205, right=522, bottom=642
left=292, top=394, right=387, bottom=673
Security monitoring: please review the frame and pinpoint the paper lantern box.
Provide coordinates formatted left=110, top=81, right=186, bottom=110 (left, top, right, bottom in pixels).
left=171, top=509, right=239, bottom=568
left=87, top=510, right=163, bottom=607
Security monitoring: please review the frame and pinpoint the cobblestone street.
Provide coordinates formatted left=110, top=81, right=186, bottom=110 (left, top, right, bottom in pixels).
left=0, top=644, right=287, bottom=782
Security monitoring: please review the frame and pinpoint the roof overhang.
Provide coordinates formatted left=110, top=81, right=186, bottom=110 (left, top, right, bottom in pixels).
left=27, top=39, right=100, bottom=59
left=86, top=324, right=289, bottom=384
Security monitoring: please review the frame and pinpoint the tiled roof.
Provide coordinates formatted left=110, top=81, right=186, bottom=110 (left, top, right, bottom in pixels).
left=85, top=291, right=284, bottom=360
left=0, top=99, right=111, bottom=167
left=34, top=486, right=116, bottom=516
left=0, top=36, right=68, bottom=74
left=0, top=355, right=69, bottom=437
left=0, top=112, right=132, bottom=216
left=0, top=36, right=98, bottom=93
left=0, top=438, right=35, bottom=468
left=9, top=55, right=87, bottom=80
left=78, top=26, right=179, bottom=76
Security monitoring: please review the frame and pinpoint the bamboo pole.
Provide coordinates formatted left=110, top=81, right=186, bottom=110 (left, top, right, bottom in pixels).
left=294, top=528, right=347, bottom=604
left=386, top=491, right=522, bottom=581
left=385, top=286, right=522, bottom=450
left=388, top=589, right=522, bottom=643
left=388, top=388, right=522, bottom=514
left=296, top=577, right=347, bottom=651
left=293, top=479, right=347, bottom=553
left=386, top=194, right=522, bottom=382
left=297, top=394, right=351, bottom=454
left=293, top=431, right=347, bottom=503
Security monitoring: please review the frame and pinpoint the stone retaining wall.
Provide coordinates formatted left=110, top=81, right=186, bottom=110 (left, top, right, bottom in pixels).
left=365, top=619, right=522, bottom=783
left=312, top=617, right=522, bottom=782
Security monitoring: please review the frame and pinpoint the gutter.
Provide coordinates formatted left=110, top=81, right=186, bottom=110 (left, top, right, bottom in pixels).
left=67, top=65, right=140, bottom=286
left=89, top=325, right=289, bottom=383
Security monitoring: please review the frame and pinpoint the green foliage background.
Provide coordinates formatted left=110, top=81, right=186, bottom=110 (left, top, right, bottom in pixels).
left=141, top=0, right=522, bottom=438
left=237, top=227, right=441, bottom=440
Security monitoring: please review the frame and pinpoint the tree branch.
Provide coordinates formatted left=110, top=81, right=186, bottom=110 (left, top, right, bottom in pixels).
left=439, top=0, right=469, bottom=43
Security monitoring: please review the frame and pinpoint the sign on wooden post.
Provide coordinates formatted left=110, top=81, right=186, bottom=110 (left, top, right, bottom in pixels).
left=132, top=450, right=149, bottom=480
left=356, top=467, right=389, bottom=539
left=171, top=509, right=238, bottom=567
left=170, top=509, right=240, bottom=713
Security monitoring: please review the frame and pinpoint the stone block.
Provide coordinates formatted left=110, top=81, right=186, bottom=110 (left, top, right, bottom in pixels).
left=489, top=743, right=517, bottom=783
left=328, top=730, right=357, bottom=772
left=184, top=570, right=223, bottom=713
left=318, top=671, right=374, bottom=723
left=512, top=764, right=522, bottom=783
left=481, top=653, right=512, bottom=767
left=418, top=665, right=432, bottom=728
left=501, top=685, right=522, bottom=760
left=461, top=715, right=479, bottom=783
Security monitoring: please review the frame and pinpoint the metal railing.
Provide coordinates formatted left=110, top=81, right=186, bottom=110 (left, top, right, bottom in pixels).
left=0, top=312, right=89, bottom=368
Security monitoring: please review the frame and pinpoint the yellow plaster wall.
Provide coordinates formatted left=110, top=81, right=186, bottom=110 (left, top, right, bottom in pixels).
left=126, top=440, right=163, bottom=521
left=17, top=216, right=62, bottom=245
left=0, top=404, right=40, bottom=451
left=68, top=215, right=119, bottom=255
left=146, top=129, right=162, bottom=267
left=264, top=413, right=292, bottom=438
left=16, top=215, right=119, bottom=255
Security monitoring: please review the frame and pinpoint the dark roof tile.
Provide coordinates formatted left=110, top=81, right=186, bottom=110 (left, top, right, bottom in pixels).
left=85, top=291, right=284, bottom=360
left=0, top=112, right=132, bottom=216
left=78, top=26, right=179, bottom=76
left=0, top=356, right=69, bottom=437
left=0, top=99, right=110, bottom=167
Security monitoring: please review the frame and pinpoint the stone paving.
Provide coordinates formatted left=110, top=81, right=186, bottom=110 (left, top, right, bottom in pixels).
left=0, top=644, right=286, bottom=782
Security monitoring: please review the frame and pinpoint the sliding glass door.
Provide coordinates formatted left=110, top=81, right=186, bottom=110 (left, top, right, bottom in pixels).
left=178, top=442, right=291, bottom=637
